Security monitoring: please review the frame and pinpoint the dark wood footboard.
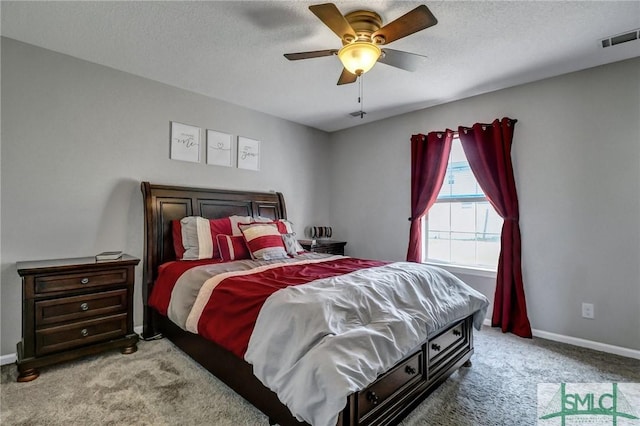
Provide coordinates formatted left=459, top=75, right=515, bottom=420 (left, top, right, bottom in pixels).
left=154, top=309, right=474, bottom=426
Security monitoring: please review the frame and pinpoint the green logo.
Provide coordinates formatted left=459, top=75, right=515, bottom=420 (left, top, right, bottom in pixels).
left=538, top=383, right=640, bottom=425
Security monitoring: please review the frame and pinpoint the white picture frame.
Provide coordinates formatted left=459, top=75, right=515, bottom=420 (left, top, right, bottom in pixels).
left=206, top=130, right=233, bottom=167
left=170, top=121, right=200, bottom=163
left=237, top=136, right=261, bottom=171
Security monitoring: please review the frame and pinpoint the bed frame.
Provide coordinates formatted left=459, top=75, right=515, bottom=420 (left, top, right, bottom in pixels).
left=141, top=181, right=475, bottom=426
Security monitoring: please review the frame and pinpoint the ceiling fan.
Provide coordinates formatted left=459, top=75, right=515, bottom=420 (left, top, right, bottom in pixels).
left=284, top=3, right=438, bottom=85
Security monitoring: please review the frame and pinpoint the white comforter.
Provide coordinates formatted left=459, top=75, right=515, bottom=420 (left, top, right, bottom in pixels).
left=244, top=261, right=489, bottom=426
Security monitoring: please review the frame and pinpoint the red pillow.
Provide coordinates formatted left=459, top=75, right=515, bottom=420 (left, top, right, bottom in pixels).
left=217, top=234, right=251, bottom=261
left=172, top=220, right=186, bottom=259
left=171, top=216, right=238, bottom=260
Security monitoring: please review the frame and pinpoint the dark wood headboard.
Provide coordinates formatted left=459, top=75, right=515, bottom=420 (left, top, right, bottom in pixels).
left=140, top=181, right=286, bottom=338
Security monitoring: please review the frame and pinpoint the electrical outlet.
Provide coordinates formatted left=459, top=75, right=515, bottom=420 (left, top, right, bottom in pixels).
left=582, top=303, right=595, bottom=319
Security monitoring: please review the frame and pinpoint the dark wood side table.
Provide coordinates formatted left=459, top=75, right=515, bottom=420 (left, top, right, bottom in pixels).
left=298, top=239, right=347, bottom=255
left=15, top=254, right=140, bottom=382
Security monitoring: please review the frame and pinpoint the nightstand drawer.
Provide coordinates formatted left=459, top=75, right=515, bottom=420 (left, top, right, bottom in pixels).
left=35, top=269, right=128, bottom=294
left=35, top=313, right=128, bottom=356
left=35, top=289, right=127, bottom=326
left=309, top=245, right=338, bottom=254
left=298, top=239, right=347, bottom=255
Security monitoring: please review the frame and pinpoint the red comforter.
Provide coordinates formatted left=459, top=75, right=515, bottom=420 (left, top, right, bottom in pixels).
left=150, top=256, right=386, bottom=358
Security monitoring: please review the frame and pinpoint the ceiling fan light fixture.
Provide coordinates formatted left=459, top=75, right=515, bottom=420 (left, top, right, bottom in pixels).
left=337, top=41, right=381, bottom=76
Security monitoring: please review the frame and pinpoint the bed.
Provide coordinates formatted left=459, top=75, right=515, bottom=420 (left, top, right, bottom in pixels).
left=140, top=181, right=488, bottom=426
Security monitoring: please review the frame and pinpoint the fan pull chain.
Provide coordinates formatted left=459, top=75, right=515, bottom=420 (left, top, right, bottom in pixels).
left=358, top=75, right=364, bottom=119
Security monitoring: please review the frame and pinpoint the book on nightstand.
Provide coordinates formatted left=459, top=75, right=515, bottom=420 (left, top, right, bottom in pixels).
left=95, top=251, right=123, bottom=261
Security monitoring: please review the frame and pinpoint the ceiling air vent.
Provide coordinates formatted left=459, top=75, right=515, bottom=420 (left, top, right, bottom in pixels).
left=601, top=29, right=639, bottom=48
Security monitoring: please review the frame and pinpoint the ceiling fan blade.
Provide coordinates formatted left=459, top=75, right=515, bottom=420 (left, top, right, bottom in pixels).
left=309, top=3, right=356, bottom=41
left=372, top=5, right=437, bottom=45
left=284, top=49, right=338, bottom=60
left=378, top=48, right=427, bottom=72
left=337, top=68, right=357, bottom=85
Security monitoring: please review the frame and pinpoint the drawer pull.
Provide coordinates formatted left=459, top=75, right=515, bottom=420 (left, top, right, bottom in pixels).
left=80, top=303, right=89, bottom=311
left=405, top=365, right=417, bottom=375
left=366, top=391, right=379, bottom=406
left=80, top=328, right=89, bottom=337
left=453, top=329, right=461, bottom=336
left=80, top=278, right=89, bottom=284
left=431, top=343, right=441, bottom=351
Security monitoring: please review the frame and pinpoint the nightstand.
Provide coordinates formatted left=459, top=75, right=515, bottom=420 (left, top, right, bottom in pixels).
left=15, top=254, right=140, bottom=382
left=298, top=239, right=347, bottom=255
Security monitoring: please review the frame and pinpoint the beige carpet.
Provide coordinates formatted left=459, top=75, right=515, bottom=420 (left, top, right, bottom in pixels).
left=2, top=327, right=638, bottom=425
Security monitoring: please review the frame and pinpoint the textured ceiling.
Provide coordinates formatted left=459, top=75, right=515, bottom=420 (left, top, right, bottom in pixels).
left=2, top=1, right=639, bottom=132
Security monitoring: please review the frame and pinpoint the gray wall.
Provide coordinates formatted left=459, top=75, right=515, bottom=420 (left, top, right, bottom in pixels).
left=329, top=58, right=640, bottom=351
left=0, top=38, right=332, bottom=356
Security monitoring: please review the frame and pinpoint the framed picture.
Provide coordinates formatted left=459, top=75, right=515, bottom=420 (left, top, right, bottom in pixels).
left=170, top=121, right=200, bottom=163
left=206, top=130, right=233, bottom=167
left=237, top=136, right=261, bottom=171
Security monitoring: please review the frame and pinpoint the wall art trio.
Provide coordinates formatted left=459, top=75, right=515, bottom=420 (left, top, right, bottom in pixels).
left=170, top=121, right=260, bottom=171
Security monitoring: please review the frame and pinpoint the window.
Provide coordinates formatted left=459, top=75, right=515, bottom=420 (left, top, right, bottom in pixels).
left=425, top=138, right=502, bottom=269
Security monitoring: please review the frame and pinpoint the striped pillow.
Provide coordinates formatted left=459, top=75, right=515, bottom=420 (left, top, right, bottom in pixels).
left=174, top=215, right=253, bottom=260
left=217, top=234, right=251, bottom=261
left=180, top=216, right=214, bottom=260
left=239, top=223, right=288, bottom=260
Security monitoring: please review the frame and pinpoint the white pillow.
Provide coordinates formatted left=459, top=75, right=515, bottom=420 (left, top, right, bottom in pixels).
left=180, top=216, right=213, bottom=260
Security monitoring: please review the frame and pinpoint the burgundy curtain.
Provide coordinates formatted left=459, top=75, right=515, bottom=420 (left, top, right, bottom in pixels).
left=406, top=131, right=453, bottom=263
left=458, top=118, right=532, bottom=338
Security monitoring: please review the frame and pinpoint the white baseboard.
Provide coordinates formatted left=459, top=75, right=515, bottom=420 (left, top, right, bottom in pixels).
left=1, top=353, right=17, bottom=366
left=1, top=325, right=147, bottom=366
left=531, top=328, right=640, bottom=360
left=482, top=318, right=640, bottom=360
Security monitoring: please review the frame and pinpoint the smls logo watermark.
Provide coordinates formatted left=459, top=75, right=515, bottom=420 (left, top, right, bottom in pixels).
left=538, top=383, right=640, bottom=425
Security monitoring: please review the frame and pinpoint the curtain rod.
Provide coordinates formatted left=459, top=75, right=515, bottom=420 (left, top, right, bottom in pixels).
left=430, top=118, right=519, bottom=137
